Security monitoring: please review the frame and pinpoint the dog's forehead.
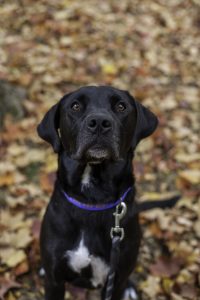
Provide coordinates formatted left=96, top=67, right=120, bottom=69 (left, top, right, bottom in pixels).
left=63, top=86, right=129, bottom=104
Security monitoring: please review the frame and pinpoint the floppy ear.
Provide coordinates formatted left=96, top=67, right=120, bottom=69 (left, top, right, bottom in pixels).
left=37, top=102, right=61, bottom=153
left=132, top=99, right=158, bottom=148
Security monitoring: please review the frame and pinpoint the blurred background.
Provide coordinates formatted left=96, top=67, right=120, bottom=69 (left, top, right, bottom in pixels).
left=0, top=1, right=199, bottom=299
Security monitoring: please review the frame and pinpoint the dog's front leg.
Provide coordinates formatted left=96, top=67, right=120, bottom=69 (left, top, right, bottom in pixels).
left=44, top=277, right=65, bottom=300
left=101, top=280, right=126, bottom=300
left=101, top=279, right=139, bottom=300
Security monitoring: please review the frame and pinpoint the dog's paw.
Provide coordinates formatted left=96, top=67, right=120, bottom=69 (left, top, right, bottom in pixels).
left=122, top=287, right=138, bottom=300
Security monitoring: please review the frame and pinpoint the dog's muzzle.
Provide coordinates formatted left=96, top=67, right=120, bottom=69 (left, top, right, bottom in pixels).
left=73, top=114, right=120, bottom=163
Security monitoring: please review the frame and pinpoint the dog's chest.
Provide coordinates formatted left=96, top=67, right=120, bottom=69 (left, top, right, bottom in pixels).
left=65, top=234, right=109, bottom=288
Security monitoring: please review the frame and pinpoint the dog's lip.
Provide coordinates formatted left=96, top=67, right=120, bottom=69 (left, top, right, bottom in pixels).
left=86, top=147, right=111, bottom=162
left=71, top=146, right=110, bottom=162
left=72, top=142, right=120, bottom=162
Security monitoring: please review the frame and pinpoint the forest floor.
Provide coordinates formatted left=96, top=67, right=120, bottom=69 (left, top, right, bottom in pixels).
left=0, top=1, right=199, bottom=299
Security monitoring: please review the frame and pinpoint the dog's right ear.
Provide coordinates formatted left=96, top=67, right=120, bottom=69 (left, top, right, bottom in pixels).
left=37, top=102, right=61, bottom=153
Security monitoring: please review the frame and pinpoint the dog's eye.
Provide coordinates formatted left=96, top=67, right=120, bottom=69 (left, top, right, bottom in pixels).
left=71, top=101, right=81, bottom=112
left=115, top=102, right=126, bottom=112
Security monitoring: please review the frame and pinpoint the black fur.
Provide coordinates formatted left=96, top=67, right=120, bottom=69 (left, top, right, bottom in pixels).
left=38, top=86, right=158, bottom=300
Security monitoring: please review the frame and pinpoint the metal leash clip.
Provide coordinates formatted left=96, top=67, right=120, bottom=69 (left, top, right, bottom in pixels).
left=110, top=202, right=127, bottom=241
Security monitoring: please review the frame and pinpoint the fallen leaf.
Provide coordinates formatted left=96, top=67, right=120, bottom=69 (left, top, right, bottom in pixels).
left=172, top=282, right=198, bottom=299
left=0, top=172, right=15, bottom=187
left=101, top=63, right=118, bottom=75
left=162, top=278, right=173, bottom=294
left=14, top=260, right=29, bottom=276
left=140, top=275, right=161, bottom=298
left=6, top=250, right=27, bottom=268
left=175, top=152, right=200, bottom=163
left=0, top=162, right=15, bottom=174
left=11, top=227, right=33, bottom=248
left=140, top=191, right=179, bottom=201
left=150, top=256, right=184, bottom=277
left=31, top=219, right=41, bottom=240
left=194, top=219, right=200, bottom=238
left=171, top=292, right=184, bottom=300
left=142, top=208, right=171, bottom=230
left=44, top=152, right=57, bottom=172
left=179, top=170, right=200, bottom=185
left=0, top=211, right=30, bottom=231
left=179, top=283, right=197, bottom=298
left=0, top=277, right=20, bottom=300
left=40, top=172, right=56, bottom=193
left=7, top=292, right=16, bottom=300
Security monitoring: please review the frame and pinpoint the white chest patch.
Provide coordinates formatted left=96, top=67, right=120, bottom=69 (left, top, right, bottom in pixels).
left=65, top=235, right=109, bottom=287
left=66, top=237, right=91, bottom=273
left=90, top=255, right=109, bottom=288
left=81, top=164, right=92, bottom=190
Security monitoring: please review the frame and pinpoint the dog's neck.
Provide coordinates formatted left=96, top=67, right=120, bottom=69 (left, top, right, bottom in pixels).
left=57, top=150, right=135, bottom=204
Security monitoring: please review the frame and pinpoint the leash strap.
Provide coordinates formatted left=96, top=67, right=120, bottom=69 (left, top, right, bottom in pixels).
left=104, top=237, right=121, bottom=300
left=104, top=202, right=127, bottom=300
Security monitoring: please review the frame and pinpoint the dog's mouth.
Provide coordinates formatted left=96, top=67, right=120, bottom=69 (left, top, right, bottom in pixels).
left=72, top=141, right=119, bottom=164
left=86, top=147, right=111, bottom=164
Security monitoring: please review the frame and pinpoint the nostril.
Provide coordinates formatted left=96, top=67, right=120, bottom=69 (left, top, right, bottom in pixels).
left=88, top=119, right=97, bottom=128
left=102, top=120, right=111, bottom=128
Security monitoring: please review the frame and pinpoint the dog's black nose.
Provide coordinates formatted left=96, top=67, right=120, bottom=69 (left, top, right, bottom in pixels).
left=87, top=115, right=112, bottom=133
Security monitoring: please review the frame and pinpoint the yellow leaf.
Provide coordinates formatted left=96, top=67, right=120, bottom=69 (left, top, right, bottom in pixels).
left=140, top=276, right=161, bottom=298
left=45, top=152, right=57, bottom=172
left=162, top=278, right=173, bottom=293
left=140, top=192, right=179, bottom=201
left=6, top=291, right=16, bottom=300
left=194, top=220, right=200, bottom=238
left=179, top=170, right=200, bottom=185
left=0, top=211, right=26, bottom=230
left=0, top=172, right=15, bottom=187
left=135, top=265, right=144, bottom=273
left=175, top=152, right=200, bottom=163
left=11, top=228, right=33, bottom=248
left=102, top=64, right=118, bottom=75
left=7, top=250, right=26, bottom=268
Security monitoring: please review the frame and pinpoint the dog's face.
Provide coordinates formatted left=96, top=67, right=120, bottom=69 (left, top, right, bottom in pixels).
left=59, top=86, right=138, bottom=163
left=38, top=86, right=158, bottom=163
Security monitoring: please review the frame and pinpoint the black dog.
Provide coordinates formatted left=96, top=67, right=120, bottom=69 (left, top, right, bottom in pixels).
left=37, top=86, right=160, bottom=300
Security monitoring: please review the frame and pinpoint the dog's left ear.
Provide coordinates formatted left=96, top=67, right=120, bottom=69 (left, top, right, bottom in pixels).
left=37, top=102, right=61, bottom=153
left=131, top=96, right=158, bottom=148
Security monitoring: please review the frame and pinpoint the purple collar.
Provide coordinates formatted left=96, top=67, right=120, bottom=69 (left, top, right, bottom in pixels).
left=60, top=185, right=132, bottom=211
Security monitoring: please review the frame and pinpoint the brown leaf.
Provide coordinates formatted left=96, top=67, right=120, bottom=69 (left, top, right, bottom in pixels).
left=179, top=283, right=197, bottom=299
left=148, top=222, right=163, bottom=239
left=31, top=219, right=41, bottom=240
left=0, top=172, right=15, bottom=187
left=14, top=260, right=29, bottom=276
left=173, top=283, right=198, bottom=299
left=40, top=172, right=55, bottom=193
left=150, top=256, right=184, bottom=277
left=0, top=277, right=21, bottom=300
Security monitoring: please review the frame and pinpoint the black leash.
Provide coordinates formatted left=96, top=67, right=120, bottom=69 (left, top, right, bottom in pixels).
left=104, top=194, right=180, bottom=300
left=104, top=236, right=121, bottom=300
left=104, top=202, right=127, bottom=300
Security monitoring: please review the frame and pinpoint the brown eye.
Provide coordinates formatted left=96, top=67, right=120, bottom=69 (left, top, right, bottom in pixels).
left=116, top=102, right=126, bottom=112
left=71, top=101, right=81, bottom=112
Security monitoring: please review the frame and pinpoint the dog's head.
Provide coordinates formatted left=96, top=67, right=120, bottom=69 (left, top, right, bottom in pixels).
left=37, top=86, right=158, bottom=164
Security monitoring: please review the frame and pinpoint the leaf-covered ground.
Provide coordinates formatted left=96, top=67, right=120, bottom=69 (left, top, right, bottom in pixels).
left=0, top=1, right=199, bottom=299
